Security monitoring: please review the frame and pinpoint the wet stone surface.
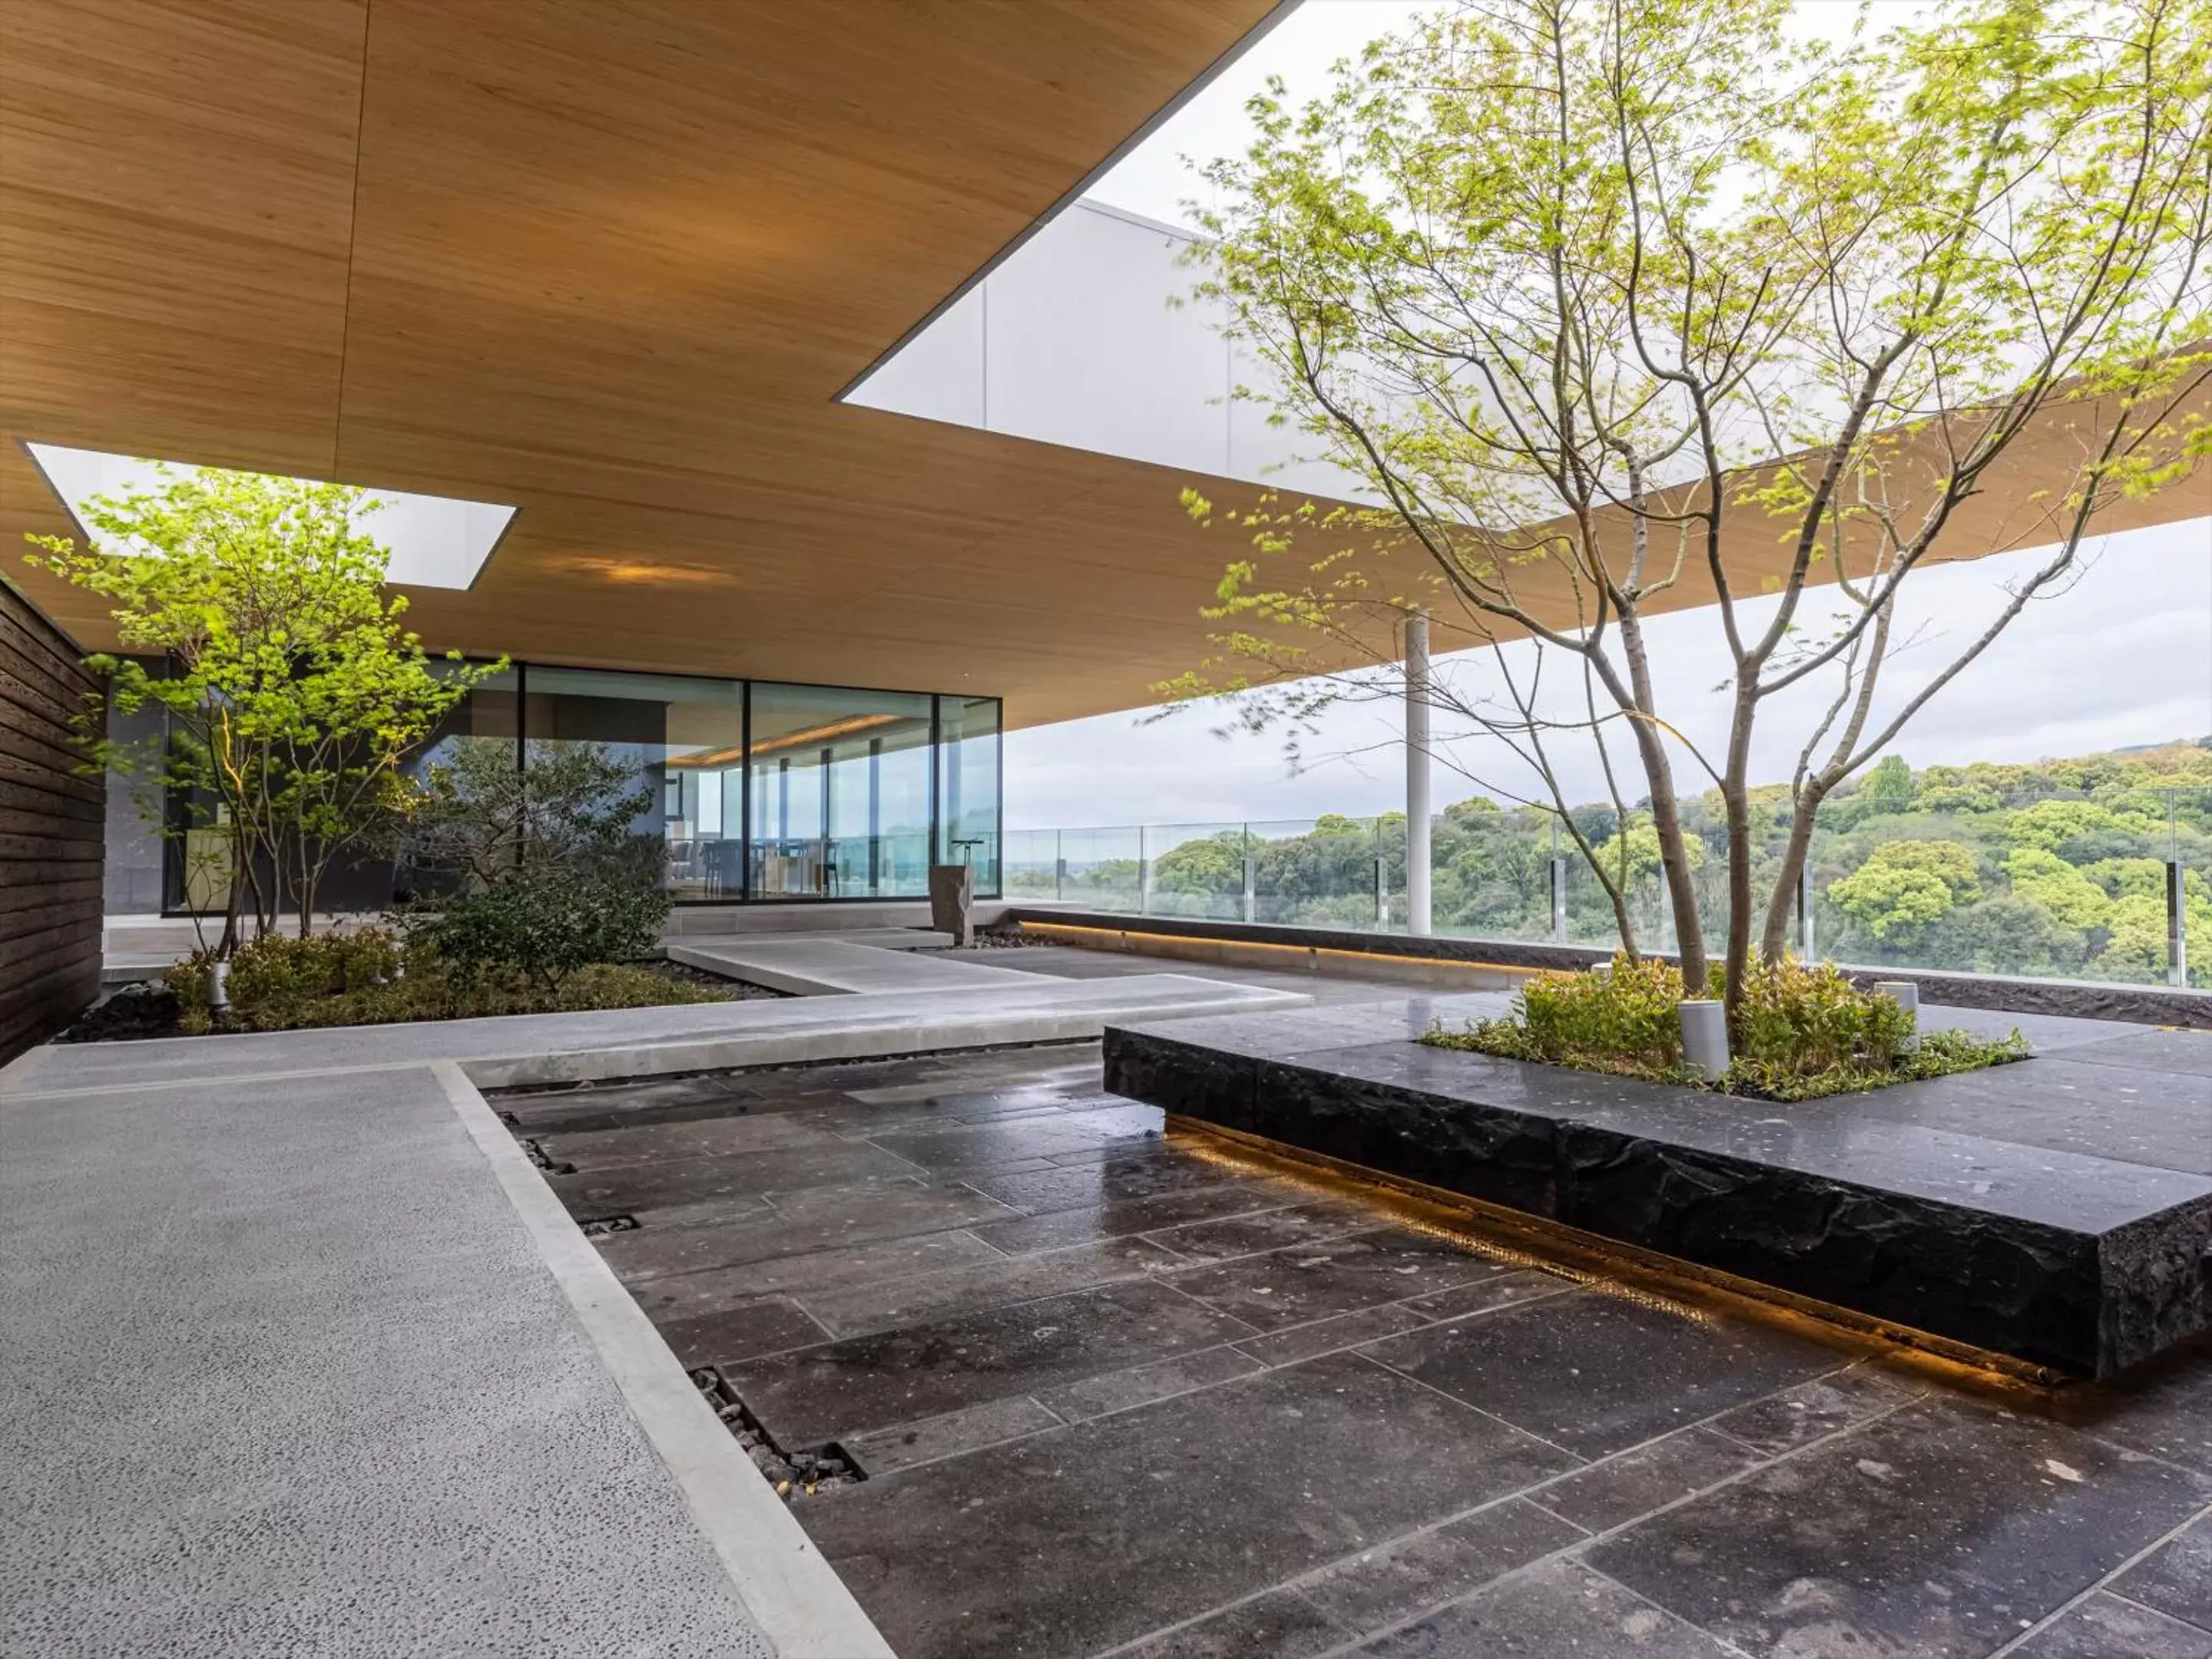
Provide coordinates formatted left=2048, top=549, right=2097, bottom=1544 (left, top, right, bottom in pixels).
left=504, top=1038, right=2212, bottom=1659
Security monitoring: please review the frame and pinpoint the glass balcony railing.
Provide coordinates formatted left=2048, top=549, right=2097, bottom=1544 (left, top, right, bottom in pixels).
left=1007, top=784, right=2211, bottom=989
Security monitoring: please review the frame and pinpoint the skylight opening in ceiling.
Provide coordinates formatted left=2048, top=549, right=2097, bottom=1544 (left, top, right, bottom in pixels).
left=23, top=442, right=517, bottom=591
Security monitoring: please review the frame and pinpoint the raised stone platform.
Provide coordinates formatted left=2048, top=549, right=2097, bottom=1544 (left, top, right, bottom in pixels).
left=1103, top=996, right=2212, bottom=1378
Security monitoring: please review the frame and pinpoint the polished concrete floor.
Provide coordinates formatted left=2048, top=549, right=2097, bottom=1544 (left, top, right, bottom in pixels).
left=507, top=1041, right=2212, bottom=1659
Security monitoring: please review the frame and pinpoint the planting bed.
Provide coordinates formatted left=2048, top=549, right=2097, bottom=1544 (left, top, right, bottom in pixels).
left=1104, top=995, right=2212, bottom=1378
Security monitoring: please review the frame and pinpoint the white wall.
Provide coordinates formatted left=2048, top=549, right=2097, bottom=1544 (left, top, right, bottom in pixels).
left=846, top=200, right=1361, bottom=501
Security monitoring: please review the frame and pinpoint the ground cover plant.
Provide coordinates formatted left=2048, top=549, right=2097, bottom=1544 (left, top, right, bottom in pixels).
left=164, top=926, right=728, bottom=1036
left=1423, top=955, right=2027, bottom=1101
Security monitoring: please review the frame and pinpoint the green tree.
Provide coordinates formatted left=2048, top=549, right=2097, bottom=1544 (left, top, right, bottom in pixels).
left=1924, top=894, right=2089, bottom=977
left=1594, top=821, right=1707, bottom=882
left=1859, top=756, right=1916, bottom=817
left=1830, top=840, right=1981, bottom=942
left=396, top=737, right=656, bottom=896
left=26, top=465, right=504, bottom=948
left=1151, top=832, right=1247, bottom=905
left=1171, top=0, right=2212, bottom=1025
left=2002, top=846, right=2118, bottom=931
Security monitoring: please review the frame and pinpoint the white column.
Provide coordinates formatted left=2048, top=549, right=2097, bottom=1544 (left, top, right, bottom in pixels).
left=1405, top=610, right=1432, bottom=938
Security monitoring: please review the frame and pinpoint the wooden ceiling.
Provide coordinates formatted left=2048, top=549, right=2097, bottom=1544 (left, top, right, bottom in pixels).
left=2, top=0, right=2206, bottom=730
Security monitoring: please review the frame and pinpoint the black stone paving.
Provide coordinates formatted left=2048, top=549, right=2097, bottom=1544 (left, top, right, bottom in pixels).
left=504, top=1041, right=2212, bottom=1659
left=1105, top=1004, right=2212, bottom=1376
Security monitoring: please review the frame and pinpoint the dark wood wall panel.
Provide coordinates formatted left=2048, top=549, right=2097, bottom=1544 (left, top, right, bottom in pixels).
left=0, top=578, right=102, bottom=1065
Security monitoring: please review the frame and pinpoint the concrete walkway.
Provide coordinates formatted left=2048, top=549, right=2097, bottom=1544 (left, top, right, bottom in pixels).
left=667, top=936, right=1032, bottom=995
left=1, top=1060, right=790, bottom=1657
left=1, top=969, right=1310, bottom=1656
left=18, top=973, right=1307, bottom=1094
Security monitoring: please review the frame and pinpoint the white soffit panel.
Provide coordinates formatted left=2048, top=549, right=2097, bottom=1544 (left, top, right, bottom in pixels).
left=23, top=442, right=517, bottom=591
left=843, top=200, right=1366, bottom=501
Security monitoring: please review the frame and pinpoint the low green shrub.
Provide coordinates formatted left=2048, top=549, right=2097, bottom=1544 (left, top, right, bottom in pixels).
left=171, top=928, right=408, bottom=1034
left=1508, top=954, right=1686, bottom=1073
left=170, top=948, right=721, bottom=1035
left=1426, top=954, right=2026, bottom=1101
left=165, top=854, right=689, bottom=1033
left=419, top=866, right=671, bottom=992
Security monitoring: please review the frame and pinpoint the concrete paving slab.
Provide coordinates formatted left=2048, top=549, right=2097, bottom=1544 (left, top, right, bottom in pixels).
left=0, top=1064, right=778, bottom=1658
left=664, top=899, right=1012, bottom=936
left=667, top=936, right=1035, bottom=995
left=100, top=929, right=958, bottom=985
left=435, top=1063, right=894, bottom=1658
left=18, top=974, right=1310, bottom=1096
left=793, top=929, right=955, bottom=951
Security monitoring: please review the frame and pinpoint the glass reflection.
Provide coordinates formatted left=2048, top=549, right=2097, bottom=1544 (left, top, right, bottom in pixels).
left=748, top=684, right=934, bottom=898
left=938, top=695, right=1002, bottom=895
left=523, top=667, right=743, bottom=898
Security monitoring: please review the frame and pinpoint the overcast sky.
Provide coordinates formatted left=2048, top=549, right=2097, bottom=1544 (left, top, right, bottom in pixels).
left=1003, top=0, right=2212, bottom=831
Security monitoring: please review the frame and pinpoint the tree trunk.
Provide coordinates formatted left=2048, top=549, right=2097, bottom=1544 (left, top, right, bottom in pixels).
left=220, top=864, right=243, bottom=959
left=1719, top=689, right=1758, bottom=1020
left=1614, top=613, right=1707, bottom=987
left=1638, top=747, right=1707, bottom=986
left=1607, top=888, right=1640, bottom=962
left=1759, top=785, right=1830, bottom=962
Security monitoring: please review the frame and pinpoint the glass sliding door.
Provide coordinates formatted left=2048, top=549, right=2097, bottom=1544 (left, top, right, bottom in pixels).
left=937, top=695, right=1002, bottom=896
left=522, top=667, right=745, bottom=898
left=747, top=683, right=933, bottom=899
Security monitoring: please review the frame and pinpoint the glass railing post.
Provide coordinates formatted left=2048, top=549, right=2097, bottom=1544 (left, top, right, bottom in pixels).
left=1798, top=863, right=1816, bottom=962
left=1241, top=825, right=1255, bottom=924
left=1139, top=825, right=1153, bottom=916
left=2169, top=857, right=2189, bottom=988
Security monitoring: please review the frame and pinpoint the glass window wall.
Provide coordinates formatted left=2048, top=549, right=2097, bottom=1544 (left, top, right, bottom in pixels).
left=523, top=667, right=745, bottom=899
left=937, top=695, right=1002, bottom=894
left=749, top=684, right=935, bottom=899
left=161, top=663, right=1000, bottom=911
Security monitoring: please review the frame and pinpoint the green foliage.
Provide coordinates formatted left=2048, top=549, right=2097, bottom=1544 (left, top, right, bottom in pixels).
left=24, top=465, right=505, bottom=942
left=171, top=927, right=405, bottom=1028
left=1491, top=955, right=1690, bottom=1075
left=1151, top=832, right=1247, bottom=899
left=2002, top=847, right=2118, bottom=931
left=171, top=929, right=720, bottom=1035
left=1015, top=739, right=2212, bottom=986
left=1727, top=959, right=1916, bottom=1081
left=1167, top=0, right=2211, bottom=1000
left=1426, top=956, right=2025, bottom=1103
left=1859, top=756, right=1916, bottom=816
left=1922, top=896, right=2093, bottom=979
left=1828, top=839, right=1981, bottom=940
left=421, top=866, right=671, bottom=992
left=396, top=737, right=657, bottom=896
left=1593, top=821, right=1706, bottom=882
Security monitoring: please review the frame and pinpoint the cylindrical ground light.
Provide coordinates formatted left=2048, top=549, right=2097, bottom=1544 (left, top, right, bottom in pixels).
left=1677, top=998, right=1730, bottom=1081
